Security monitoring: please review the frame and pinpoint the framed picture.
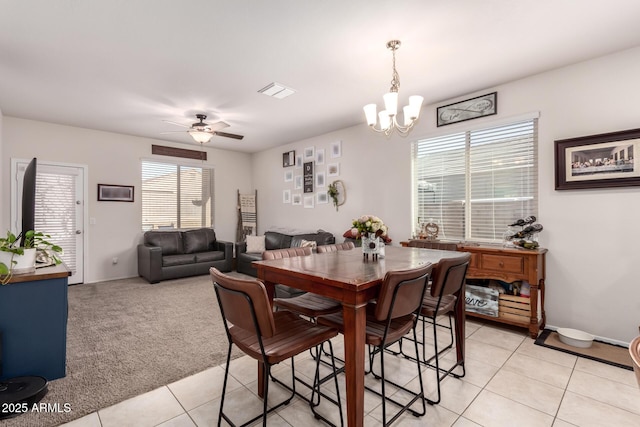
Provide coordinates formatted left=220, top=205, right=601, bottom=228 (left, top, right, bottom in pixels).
left=295, top=154, right=303, bottom=169
left=283, top=189, right=291, bottom=204
left=292, top=193, right=302, bottom=206
left=303, top=195, right=314, bottom=209
left=282, top=150, right=295, bottom=167
left=294, top=175, right=303, bottom=190
left=330, top=140, right=342, bottom=158
left=327, top=163, right=340, bottom=177
left=304, top=146, right=315, bottom=160
left=316, top=148, right=325, bottom=165
left=437, top=92, right=497, bottom=127
left=316, top=192, right=328, bottom=204
left=316, top=171, right=326, bottom=188
left=303, top=161, right=314, bottom=193
left=555, top=128, right=640, bottom=190
left=98, top=184, right=134, bottom=202
left=284, top=170, right=293, bottom=182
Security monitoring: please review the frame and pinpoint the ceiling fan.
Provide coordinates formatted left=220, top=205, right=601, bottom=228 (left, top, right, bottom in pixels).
left=161, top=114, right=244, bottom=143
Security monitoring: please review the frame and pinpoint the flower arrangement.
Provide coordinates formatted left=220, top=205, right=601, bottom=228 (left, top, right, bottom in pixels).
left=327, top=182, right=340, bottom=210
left=350, top=215, right=388, bottom=239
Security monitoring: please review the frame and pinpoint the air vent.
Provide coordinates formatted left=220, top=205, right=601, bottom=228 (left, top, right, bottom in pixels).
left=258, top=82, right=296, bottom=99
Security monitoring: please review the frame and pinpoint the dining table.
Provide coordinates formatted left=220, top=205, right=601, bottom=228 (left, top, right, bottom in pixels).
left=253, top=245, right=468, bottom=427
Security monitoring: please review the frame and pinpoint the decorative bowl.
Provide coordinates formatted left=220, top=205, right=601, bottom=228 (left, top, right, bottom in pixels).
left=557, top=328, right=594, bottom=348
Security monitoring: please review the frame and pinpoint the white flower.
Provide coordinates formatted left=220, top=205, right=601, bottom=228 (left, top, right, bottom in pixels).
left=350, top=227, right=359, bottom=236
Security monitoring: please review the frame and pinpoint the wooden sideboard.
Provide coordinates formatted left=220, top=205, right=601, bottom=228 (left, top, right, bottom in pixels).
left=401, top=241, right=547, bottom=338
left=459, top=244, right=547, bottom=338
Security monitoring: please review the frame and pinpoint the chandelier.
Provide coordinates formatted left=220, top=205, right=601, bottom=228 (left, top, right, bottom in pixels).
left=363, top=40, right=423, bottom=136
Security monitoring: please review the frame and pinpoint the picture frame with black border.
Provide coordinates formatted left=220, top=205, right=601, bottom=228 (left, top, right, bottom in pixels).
left=98, top=184, right=134, bottom=202
left=555, top=127, right=640, bottom=190
left=437, top=92, right=497, bottom=127
left=282, top=150, right=295, bottom=167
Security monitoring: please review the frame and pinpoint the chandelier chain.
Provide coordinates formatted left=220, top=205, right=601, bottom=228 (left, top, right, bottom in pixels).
left=390, top=48, right=400, bottom=93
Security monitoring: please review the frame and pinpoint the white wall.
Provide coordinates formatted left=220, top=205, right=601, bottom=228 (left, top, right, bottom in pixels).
left=252, top=46, right=640, bottom=343
left=1, top=118, right=253, bottom=283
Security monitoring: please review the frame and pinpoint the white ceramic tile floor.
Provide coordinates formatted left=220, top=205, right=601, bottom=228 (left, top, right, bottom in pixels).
left=61, top=319, right=640, bottom=427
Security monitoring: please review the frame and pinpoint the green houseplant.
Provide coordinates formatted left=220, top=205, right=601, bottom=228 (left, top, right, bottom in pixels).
left=0, top=230, right=63, bottom=285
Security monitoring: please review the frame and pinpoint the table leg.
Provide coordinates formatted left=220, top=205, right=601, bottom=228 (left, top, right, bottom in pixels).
left=454, top=284, right=466, bottom=363
left=342, top=302, right=367, bottom=427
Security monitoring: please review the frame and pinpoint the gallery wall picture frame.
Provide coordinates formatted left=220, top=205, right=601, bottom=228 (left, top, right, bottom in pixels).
left=330, top=140, right=342, bottom=158
left=283, top=189, right=291, bottom=204
left=304, top=146, right=315, bottom=160
left=316, top=192, right=328, bottom=204
left=437, top=92, right=497, bottom=127
left=295, top=154, right=303, bottom=169
left=294, top=175, right=303, bottom=190
left=555, top=127, right=640, bottom=190
left=316, top=171, right=326, bottom=188
left=283, top=150, right=295, bottom=167
left=303, top=195, right=314, bottom=209
left=98, top=184, right=134, bottom=202
left=284, top=170, right=294, bottom=182
left=327, top=163, right=340, bottom=177
left=316, top=148, right=325, bottom=165
left=303, top=161, right=314, bottom=193
left=292, top=193, right=302, bottom=206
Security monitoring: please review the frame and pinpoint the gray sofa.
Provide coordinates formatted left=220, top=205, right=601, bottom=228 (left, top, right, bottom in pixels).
left=138, top=228, right=233, bottom=283
left=235, top=230, right=335, bottom=277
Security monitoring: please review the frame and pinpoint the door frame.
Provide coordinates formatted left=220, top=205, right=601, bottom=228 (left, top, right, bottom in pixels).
left=10, top=158, right=89, bottom=284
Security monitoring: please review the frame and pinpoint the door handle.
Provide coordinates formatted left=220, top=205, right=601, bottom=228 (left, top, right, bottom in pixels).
left=76, top=230, right=82, bottom=235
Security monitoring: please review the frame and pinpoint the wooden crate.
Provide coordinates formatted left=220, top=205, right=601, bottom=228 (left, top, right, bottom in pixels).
left=498, top=294, right=531, bottom=323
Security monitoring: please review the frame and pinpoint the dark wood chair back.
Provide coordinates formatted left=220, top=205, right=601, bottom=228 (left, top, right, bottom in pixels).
left=374, top=263, right=432, bottom=322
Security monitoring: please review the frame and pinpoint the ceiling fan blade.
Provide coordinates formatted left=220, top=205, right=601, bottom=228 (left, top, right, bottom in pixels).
left=214, top=131, right=244, bottom=140
left=162, top=120, right=189, bottom=128
left=208, top=121, right=230, bottom=131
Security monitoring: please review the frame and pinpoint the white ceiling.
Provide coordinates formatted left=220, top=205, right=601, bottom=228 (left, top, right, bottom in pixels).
left=2, top=1, right=640, bottom=153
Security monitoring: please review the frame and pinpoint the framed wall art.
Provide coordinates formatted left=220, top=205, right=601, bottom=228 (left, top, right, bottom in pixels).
left=437, top=92, right=497, bottom=127
left=555, top=127, right=640, bottom=190
left=282, top=150, right=295, bottom=167
left=98, top=184, right=134, bottom=202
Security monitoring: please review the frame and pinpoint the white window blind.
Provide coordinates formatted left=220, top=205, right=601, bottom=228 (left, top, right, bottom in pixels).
left=412, top=119, right=538, bottom=243
left=141, top=160, right=215, bottom=231
left=35, top=171, right=78, bottom=274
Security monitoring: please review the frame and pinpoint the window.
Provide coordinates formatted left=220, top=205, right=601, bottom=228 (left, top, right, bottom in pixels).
left=141, top=160, right=215, bottom=231
left=412, top=118, right=538, bottom=243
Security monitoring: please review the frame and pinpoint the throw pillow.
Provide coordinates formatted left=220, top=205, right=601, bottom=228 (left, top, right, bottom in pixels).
left=246, top=235, right=266, bottom=253
left=300, top=239, right=317, bottom=249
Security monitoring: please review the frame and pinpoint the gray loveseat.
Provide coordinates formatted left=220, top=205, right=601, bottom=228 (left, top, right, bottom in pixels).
left=235, top=229, right=335, bottom=277
left=138, top=228, right=233, bottom=283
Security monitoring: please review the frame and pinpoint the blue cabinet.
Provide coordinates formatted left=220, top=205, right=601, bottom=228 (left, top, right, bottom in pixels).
left=0, top=265, right=70, bottom=381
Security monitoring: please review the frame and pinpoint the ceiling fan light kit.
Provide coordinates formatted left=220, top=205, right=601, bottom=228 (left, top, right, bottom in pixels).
left=161, top=113, right=243, bottom=143
left=364, top=40, right=423, bottom=136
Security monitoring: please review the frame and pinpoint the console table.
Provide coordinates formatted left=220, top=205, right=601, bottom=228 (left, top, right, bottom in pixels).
left=459, top=244, right=547, bottom=338
left=0, top=264, right=70, bottom=380
left=400, top=241, right=547, bottom=338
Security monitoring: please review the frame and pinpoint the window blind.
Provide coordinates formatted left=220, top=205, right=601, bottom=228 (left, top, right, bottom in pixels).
left=412, top=119, right=538, bottom=243
left=141, top=160, right=215, bottom=231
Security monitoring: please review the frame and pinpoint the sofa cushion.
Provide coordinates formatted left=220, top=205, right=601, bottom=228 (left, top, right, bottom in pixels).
left=246, top=235, right=266, bottom=253
left=145, top=231, right=183, bottom=255
left=183, top=228, right=216, bottom=254
left=163, top=254, right=196, bottom=267
left=195, top=251, right=225, bottom=263
left=265, top=231, right=293, bottom=250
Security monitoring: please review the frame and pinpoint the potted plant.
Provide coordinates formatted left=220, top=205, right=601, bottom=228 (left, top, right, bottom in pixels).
left=0, top=230, right=63, bottom=285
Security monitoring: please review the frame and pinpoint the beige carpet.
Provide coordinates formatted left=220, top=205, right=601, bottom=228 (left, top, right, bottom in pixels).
left=535, top=329, right=632, bottom=370
left=3, top=273, right=243, bottom=427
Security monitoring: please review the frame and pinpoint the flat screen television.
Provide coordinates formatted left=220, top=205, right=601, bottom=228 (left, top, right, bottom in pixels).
left=20, top=157, right=37, bottom=247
